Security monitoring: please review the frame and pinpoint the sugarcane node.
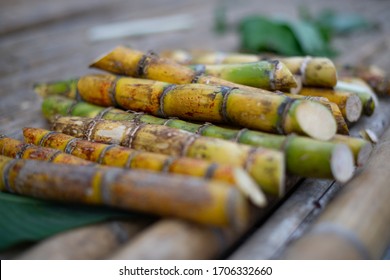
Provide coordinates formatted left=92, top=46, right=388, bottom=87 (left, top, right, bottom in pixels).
left=204, top=163, right=219, bottom=180
left=2, top=158, right=18, bottom=193
left=233, top=128, right=249, bottom=143
left=124, top=150, right=140, bottom=169
left=121, top=122, right=144, bottom=148
left=219, top=86, right=235, bottom=124
left=97, top=144, right=117, bottom=164
left=162, top=117, right=179, bottom=126
left=160, top=156, right=175, bottom=173
left=191, top=64, right=207, bottom=83
left=65, top=100, right=80, bottom=116
left=298, top=56, right=312, bottom=82
left=158, top=84, right=177, bottom=117
left=15, top=143, right=34, bottom=159
left=268, top=60, right=280, bottom=91
left=108, top=77, right=120, bottom=108
left=95, top=107, right=115, bottom=120
left=38, top=130, right=60, bottom=147
left=136, top=52, right=153, bottom=78
left=276, top=97, right=296, bottom=135
left=180, top=134, right=199, bottom=157
left=64, top=137, right=79, bottom=154
left=84, top=118, right=100, bottom=142
left=47, top=150, right=63, bottom=163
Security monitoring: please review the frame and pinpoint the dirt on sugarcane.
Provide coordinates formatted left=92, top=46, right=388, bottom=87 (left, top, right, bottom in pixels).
left=0, top=155, right=250, bottom=228
left=23, top=127, right=267, bottom=207
left=76, top=74, right=337, bottom=140
left=0, top=135, right=93, bottom=165
left=51, top=116, right=285, bottom=196
left=160, top=50, right=337, bottom=88
left=41, top=96, right=364, bottom=181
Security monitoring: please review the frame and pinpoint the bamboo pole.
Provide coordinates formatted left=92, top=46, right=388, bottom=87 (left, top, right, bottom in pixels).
left=188, top=61, right=297, bottom=91
left=281, top=125, right=390, bottom=259
left=75, top=74, right=337, bottom=140
left=51, top=116, right=285, bottom=196
left=109, top=219, right=234, bottom=260
left=23, top=128, right=265, bottom=206
left=0, top=155, right=249, bottom=228
left=17, top=220, right=151, bottom=260
left=42, top=96, right=362, bottom=181
left=299, top=87, right=363, bottom=122
left=160, top=50, right=338, bottom=88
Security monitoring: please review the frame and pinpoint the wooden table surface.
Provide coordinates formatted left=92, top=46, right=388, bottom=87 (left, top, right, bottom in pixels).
left=1, top=0, right=390, bottom=259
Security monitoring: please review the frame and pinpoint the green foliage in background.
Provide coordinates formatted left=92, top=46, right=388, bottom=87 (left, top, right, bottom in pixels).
left=214, top=2, right=378, bottom=57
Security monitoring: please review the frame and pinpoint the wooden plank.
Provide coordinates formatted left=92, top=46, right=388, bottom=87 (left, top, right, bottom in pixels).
left=229, top=98, right=390, bottom=259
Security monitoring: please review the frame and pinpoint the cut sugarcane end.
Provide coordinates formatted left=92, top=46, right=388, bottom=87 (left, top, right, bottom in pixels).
left=345, top=94, right=363, bottom=122
left=359, top=128, right=378, bottom=144
left=295, top=101, right=337, bottom=141
left=233, top=167, right=267, bottom=207
left=330, top=144, right=355, bottom=183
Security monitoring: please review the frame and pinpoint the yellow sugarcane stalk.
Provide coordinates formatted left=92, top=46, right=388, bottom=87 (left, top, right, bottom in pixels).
left=0, top=155, right=249, bottom=228
left=51, top=116, right=285, bottom=196
left=76, top=74, right=337, bottom=140
left=299, top=87, right=363, bottom=123
left=0, top=135, right=92, bottom=165
left=160, top=50, right=338, bottom=87
left=23, top=127, right=265, bottom=206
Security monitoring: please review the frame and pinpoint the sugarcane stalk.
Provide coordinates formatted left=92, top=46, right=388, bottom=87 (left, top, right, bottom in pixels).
left=42, top=96, right=360, bottom=181
left=330, top=135, right=372, bottom=166
left=338, top=64, right=390, bottom=97
left=23, top=127, right=265, bottom=206
left=0, top=155, right=250, bottom=228
left=298, top=87, right=363, bottom=123
left=51, top=116, right=285, bottom=196
left=273, top=93, right=349, bottom=135
left=188, top=61, right=297, bottom=91
left=34, top=76, right=348, bottom=135
left=160, top=50, right=338, bottom=87
left=76, top=74, right=337, bottom=140
left=335, top=78, right=377, bottom=116
left=0, top=135, right=92, bottom=165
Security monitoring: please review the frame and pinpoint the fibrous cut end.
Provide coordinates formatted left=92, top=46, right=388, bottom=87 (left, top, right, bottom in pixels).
left=330, top=144, right=355, bottom=183
left=295, top=101, right=337, bottom=141
left=345, top=94, right=363, bottom=122
left=233, top=167, right=267, bottom=207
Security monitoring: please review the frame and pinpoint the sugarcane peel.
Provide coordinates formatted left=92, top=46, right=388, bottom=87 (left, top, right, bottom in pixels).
left=0, top=155, right=250, bottom=228
left=41, top=96, right=361, bottom=182
left=23, top=127, right=266, bottom=207
left=51, top=116, right=285, bottom=196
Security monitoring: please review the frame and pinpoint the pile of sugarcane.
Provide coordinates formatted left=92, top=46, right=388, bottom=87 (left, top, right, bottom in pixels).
left=3, top=45, right=387, bottom=231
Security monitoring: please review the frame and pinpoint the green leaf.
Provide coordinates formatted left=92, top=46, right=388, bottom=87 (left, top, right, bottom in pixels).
left=0, top=192, right=143, bottom=251
left=278, top=19, right=335, bottom=56
left=239, top=16, right=303, bottom=56
left=316, top=10, right=378, bottom=34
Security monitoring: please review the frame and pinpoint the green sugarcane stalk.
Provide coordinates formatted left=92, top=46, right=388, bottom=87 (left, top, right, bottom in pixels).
left=41, top=96, right=360, bottom=182
left=335, top=79, right=377, bottom=116
left=188, top=61, right=297, bottom=91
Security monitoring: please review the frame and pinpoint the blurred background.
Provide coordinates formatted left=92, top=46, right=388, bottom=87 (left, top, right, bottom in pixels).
left=1, top=0, right=390, bottom=259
